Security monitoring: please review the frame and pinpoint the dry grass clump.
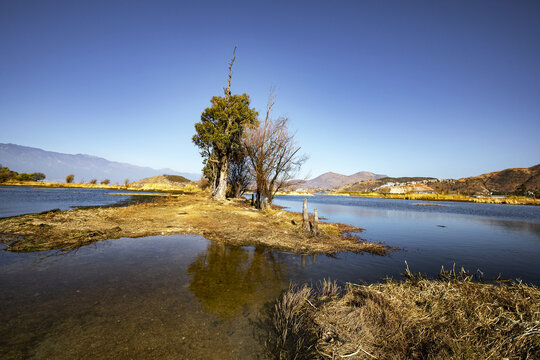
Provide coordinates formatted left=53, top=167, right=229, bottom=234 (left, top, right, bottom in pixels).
left=262, top=270, right=540, bottom=359
left=257, top=285, right=318, bottom=360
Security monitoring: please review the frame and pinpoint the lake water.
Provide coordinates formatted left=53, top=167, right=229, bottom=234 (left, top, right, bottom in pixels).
left=272, top=195, right=540, bottom=284
left=1, top=189, right=539, bottom=359
left=0, top=186, right=162, bottom=218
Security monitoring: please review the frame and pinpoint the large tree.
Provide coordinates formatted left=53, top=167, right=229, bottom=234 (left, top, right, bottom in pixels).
left=193, top=49, right=258, bottom=200
left=244, top=93, right=307, bottom=209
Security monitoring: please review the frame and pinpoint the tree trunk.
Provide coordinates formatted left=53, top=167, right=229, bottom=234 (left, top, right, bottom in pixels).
left=312, top=208, right=319, bottom=236
left=302, top=198, right=309, bottom=231
left=213, top=160, right=228, bottom=200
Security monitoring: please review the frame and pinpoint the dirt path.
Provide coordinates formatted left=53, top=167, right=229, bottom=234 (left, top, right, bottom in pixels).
left=0, top=194, right=388, bottom=254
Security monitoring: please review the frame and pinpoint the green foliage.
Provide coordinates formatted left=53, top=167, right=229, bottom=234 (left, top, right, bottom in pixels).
left=193, top=94, right=258, bottom=170
left=193, top=94, right=258, bottom=158
left=193, top=93, right=258, bottom=196
left=192, top=48, right=259, bottom=199
left=0, top=167, right=17, bottom=182
left=32, top=172, right=46, bottom=181
left=0, top=166, right=46, bottom=183
left=15, top=173, right=34, bottom=181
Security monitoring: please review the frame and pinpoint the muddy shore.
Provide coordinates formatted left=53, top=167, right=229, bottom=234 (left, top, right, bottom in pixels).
left=0, top=193, right=388, bottom=254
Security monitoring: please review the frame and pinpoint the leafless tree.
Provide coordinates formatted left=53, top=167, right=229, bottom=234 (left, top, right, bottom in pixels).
left=244, top=93, right=307, bottom=209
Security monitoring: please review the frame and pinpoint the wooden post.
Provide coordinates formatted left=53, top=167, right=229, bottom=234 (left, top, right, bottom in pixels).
left=313, top=208, right=319, bottom=236
left=302, top=198, right=309, bottom=231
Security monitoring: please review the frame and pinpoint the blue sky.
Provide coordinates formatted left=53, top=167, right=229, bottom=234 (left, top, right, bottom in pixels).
left=1, top=0, right=539, bottom=179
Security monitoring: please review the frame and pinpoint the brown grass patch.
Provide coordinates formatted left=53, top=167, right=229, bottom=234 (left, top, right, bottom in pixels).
left=0, top=194, right=388, bottom=255
left=261, top=270, right=540, bottom=359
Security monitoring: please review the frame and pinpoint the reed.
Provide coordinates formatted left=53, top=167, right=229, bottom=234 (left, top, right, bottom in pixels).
left=262, top=269, right=540, bottom=359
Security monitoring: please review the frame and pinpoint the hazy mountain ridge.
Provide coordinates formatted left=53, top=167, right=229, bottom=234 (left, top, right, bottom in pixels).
left=0, top=143, right=200, bottom=183
left=298, top=171, right=387, bottom=190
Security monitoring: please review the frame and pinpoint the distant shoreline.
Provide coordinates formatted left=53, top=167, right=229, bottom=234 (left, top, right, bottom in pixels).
left=0, top=180, right=197, bottom=193
left=327, top=191, right=540, bottom=206
left=3, top=181, right=538, bottom=206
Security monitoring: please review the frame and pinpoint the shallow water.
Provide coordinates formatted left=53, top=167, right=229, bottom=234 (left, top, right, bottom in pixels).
left=0, top=236, right=291, bottom=359
left=1, top=191, right=540, bottom=358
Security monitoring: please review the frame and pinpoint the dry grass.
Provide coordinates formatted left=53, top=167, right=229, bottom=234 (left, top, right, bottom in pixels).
left=262, top=269, right=540, bottom=359
left=330, top=191, right=540, bottom=206
left=257, top=285, right=317, bottom=360
left=0, top=193, right=388, bottom=255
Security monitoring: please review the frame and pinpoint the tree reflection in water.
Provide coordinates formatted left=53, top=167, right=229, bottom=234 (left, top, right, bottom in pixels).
left=188, top=243, right=287, bottom=319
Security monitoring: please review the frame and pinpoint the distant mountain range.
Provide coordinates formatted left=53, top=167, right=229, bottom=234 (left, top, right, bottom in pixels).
left=430, top=164, right=540, bottom=195
left=0, top=143, right=200, bottom=183
left=339, top=164, right=540, bottom=195
left=296, top=171, right=387, bottom=190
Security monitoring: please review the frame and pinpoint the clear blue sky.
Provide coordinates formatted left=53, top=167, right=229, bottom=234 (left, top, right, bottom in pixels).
left=1, top=0, right=539, bottom=179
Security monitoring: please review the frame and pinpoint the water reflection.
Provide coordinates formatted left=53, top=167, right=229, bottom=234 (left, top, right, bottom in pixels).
left=188, top=243, right=286, bottom=319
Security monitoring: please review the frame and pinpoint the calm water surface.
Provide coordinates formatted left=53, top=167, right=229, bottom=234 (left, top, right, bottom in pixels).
left=0, top=186, right=162, bottom=218
left=274, top=195, right=540, bottom=284
left=1, top=190, right=540, bottom=359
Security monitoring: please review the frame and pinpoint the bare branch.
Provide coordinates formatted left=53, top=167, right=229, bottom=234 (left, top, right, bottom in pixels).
left=225, top=46, right=237, bottom=101
left=244, top=93, right=307, bottom=208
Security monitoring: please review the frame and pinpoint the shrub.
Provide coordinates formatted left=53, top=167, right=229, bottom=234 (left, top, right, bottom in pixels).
left=89, top=179, right=97, bottom=184
left=0, top=167, right=17, bottom=183
left=101, top=179, right=110, bottom=185
left=124, top=178, right=130, bottom=186
left=65, top=174, right=75, bottom=183
left=15, top=173, right=34, bottom=181
left=32, top=172, right=46, bottom=181
left=196, top=177, right=210, bottom=190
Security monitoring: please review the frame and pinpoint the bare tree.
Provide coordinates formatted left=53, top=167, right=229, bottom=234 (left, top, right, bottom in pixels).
left=244, top=93, right=307, bottom=209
